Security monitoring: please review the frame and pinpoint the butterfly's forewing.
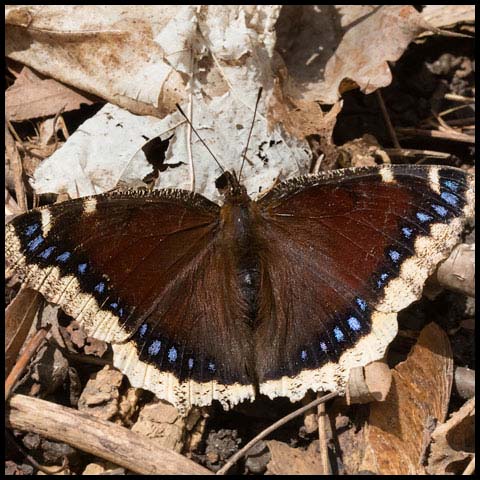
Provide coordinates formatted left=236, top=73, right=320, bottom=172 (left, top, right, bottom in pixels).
left=255, top=165, right=474, bottom=400
left=6, top=189, right=255, bottom=411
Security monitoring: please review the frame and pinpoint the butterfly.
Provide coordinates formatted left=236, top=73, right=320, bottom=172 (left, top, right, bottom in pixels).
left=5, top=164, right=474, bottom=413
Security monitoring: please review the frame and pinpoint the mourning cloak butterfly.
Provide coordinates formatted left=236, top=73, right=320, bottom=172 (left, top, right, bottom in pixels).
left=5, top=165, right=474, bottom=412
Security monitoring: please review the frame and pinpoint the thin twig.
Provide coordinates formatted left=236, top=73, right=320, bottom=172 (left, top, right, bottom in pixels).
left=396, top=127, right=475, bottom=144
left=317, top=399, right=331, bottom=474
left=376, top=90, right=401, bottom=149
left=187, top=47, right=195, bottom=192
left=5, top=325, right=51, bottom=401
left=462, top=455, right=475, bottom=475
left=383, top=148, right=452, bottom=162
left=216, top=391, right=338, bottom=475
left=445, top=93, right=475, bottom=104
left=6, top=429, right=69, bottom=475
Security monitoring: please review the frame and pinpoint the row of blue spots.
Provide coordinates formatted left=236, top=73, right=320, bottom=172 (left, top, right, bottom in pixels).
left=375, top=178, right=459, bottom=295
left=21, top=222, right=128, bottom=322
left=375, top=174, right=463, bottom=298
left=143, top=334, right=213, bottom=373
left=303, top=296, right=369, bottom=361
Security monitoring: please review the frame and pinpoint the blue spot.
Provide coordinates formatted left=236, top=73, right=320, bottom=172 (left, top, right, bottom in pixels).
left=347, top=316, right=362, bottom=331
left=188, top=358, right=194, bottom=369
left=38, top=246, right=56, bottom=259
left=377, top=272, right=389, bottom=288
left=110, top=302, right=118, bottom=309
left=208, top=361, right=216, bottom=373
left=118, top=308, right=125, bottom=317
left=320, top=342, right=328, bottom=352
left=356, top=297, right=367, bottom=312
left=24, top=223, right=39, bottom=237
left=416, top=212, right=433, bottom=223
left=56, top=251, right=71, bottom=263
left=148, top=340, right=161, bottom=356
left=432, top=204, right=448, bottom=217
left=139, top=323, right=148, bottom=338
left=333, top=327, right=345, bottom=342
left=27, top=235, right=44, bottom=251
left=444, top=180, right=459, bottom=192
left=441, top=191, right=458, bottom=206
left=389, top=250, right=401, bottom=263
left=94, top=282, right=105, bottom=294
left=168, top=347, right=177, bottom=363
left=402, top=227, right=413, bottom=238
left=78, top=263, right=88, bottom=274
left=301, top=350, right=308, bottom=361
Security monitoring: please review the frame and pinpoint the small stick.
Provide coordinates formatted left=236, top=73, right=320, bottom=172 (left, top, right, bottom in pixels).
left=462, top=455, right=475, bottom=475
left=216, top=391, right=338, bottom=475
left=187, top=47, right=195, bottom=192
left=383, top=148, right=451, bottom=159
left=445, top=93, right=475, bottom=104
left=396, top=127, right=475, bottom=144
left=6, top=429, right=69, bottom=475
left=376, top=90, right=401, bottom=149
left=6, top=394, right=212, bottom=475
left=317, top=399, right=331, bottom=474
left=5, top=325, right=51, bottom=401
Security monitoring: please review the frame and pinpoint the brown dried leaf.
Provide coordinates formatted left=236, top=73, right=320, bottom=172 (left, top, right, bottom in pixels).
left=360, top=323, right=453, bottom=474
left=268, top=80, right=342, bottom=166
left=427, top=397, right=475, bottom=475
left=421, top=5, right=475, bottom=30
left=276, top=6, right=434, bottom=104
left=5, top=66, right=94, bottom=122
left=266, top=440, right=324, bottom=475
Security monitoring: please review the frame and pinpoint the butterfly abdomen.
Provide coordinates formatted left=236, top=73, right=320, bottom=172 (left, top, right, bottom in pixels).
left=220, top=200, right=264, bottom=328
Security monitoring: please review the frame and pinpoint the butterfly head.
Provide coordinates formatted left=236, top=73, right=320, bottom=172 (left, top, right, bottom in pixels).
left=215, top=170, right=250, bottom=205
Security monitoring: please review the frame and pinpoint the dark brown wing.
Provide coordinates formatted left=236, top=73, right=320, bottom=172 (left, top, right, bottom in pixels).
left=6, top=189, right=255, bottom=411
left=254, top=165, right=474, bottom=400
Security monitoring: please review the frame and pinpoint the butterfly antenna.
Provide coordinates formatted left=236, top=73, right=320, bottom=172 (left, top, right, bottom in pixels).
left=238, top=87, right=263, bottom=183
left=176, top=103, right=225, bottom=173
